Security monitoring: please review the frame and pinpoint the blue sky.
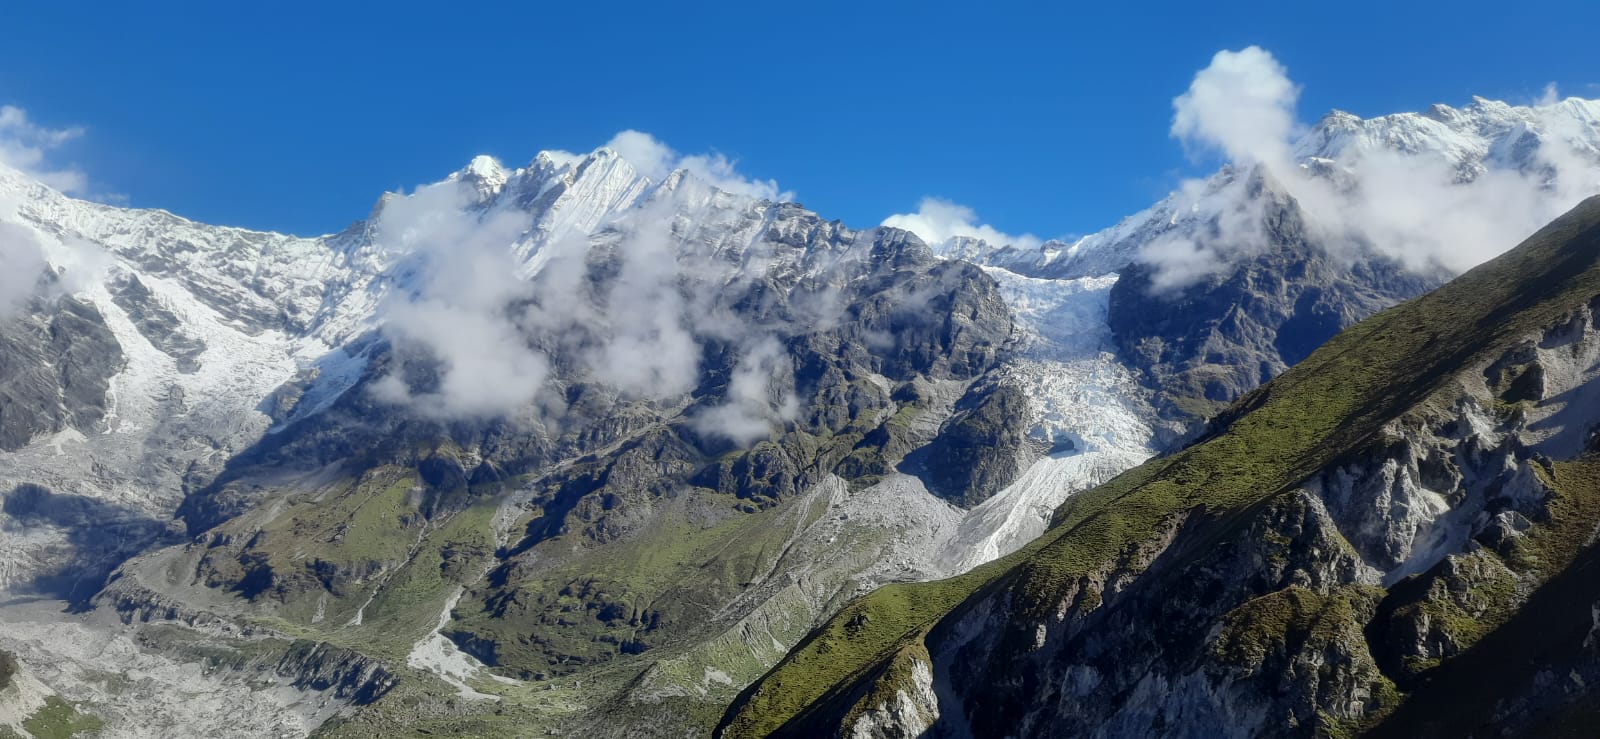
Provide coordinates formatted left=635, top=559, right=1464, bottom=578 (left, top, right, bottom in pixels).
left=2, top=0, right=1597, bottom=238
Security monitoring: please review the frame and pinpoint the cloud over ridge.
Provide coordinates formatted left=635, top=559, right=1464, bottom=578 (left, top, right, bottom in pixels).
left=1139, top=46, right=1600, bottom=291
left=369, top=142, right=802, bottom=444
left=881, top=197, right=1043, bottom=252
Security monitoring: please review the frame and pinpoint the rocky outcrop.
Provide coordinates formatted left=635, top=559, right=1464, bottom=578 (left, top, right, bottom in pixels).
left=270, top=641, right=398, bottom=704
left=0, top=296, right=124, bottom=452
left=918, top=380, right=1040, bottom=508
left=6, top=97, right=1592, bottom=738
left=59, top=181, right=1027, bottom=738
left=439, top=227, right=1020, bottom=678
left=843, top=646, right=941, bottom=739
left=108, top=273, right=208, bottom=373
left=1107, top=176, right=1436, bottom=445
left=721, top=197, right=1600, bottom=739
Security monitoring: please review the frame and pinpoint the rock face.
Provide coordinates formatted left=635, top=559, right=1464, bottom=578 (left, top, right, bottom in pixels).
left=1106, top=176, right=1437, bottom=444
left=918, top=381, right=1040, bottom=507
left=0, top=95, right=1597, bottom=738
left=0, top=145, right=1047, bottom=737
left=953, top=96, right=1600, bottom=285
left=721, top=196, right=1600, bottom=738
left=0, top=295, right=124, bottom=452
left=107, top=274, right=207, bottom=374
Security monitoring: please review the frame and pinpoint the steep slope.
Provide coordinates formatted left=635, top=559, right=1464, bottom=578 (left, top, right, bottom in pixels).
left=952, top=95, right=1600, bottom=282
left=1, top=94, right=1595, bottom=739
left=720, top=196, right=1600, bottom=737
left=1103, top=171, right=1435, bottom=442
left=0, top=649, right=104, bottom=739
left=2, top=148, right=1048, bottom=736
left=938, top=95, right=1600, bottom=443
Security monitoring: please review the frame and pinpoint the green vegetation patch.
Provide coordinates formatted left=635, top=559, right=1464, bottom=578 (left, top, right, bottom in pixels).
left=452, top=486, right=829, bottom=678
left=1215, top=585, right=1398, bottom=735
left=719, top=198, right=1600, bottom=737
left=1384, top=458, right=1600, bottom=682
left=0, top=650, right=15, bottom=692
left=21, top=696, right=104, bottom=739
left=1523, top=458, right=1600, bottom=575
left=1214, top=585, right=1368, bottom=665
left=836, top=642, right=934, bottom=730
left=197, top=468, right=423, bottom=620
left=329, top=500, right=500, bottom=662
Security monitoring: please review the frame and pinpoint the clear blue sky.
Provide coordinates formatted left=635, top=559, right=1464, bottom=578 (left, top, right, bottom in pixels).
left=3, top=0, right=1597, bottom=238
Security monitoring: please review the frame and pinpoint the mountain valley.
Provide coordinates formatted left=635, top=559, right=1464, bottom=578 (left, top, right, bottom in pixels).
left=0, top=94, right=1598, bottom=738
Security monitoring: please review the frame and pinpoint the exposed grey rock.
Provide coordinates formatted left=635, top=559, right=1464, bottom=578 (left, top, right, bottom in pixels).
left=0, top=296, right=124, bottom=452
left=916, top=380, right=1041, bottom=508
left=1107, top=180, right=1437, bottom=445
left=774, top=261, right=1600, bottom=739
left=4, top=118, right=1555, bottom=738
left=108, top=273, right=207, bottom=373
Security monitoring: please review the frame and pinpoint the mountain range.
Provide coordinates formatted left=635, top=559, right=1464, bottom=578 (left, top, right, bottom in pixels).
left=0, top=94, right=1598, bottom=738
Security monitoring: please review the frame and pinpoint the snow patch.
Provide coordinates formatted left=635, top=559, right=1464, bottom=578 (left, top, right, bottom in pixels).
left=406, top=587, right=501, bottom=701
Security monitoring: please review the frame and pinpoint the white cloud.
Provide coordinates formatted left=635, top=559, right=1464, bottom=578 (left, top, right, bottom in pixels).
left=1312, top=147, right=1576, bottom=274
left=1537, top=82, right=1563, bottom=107
left=604, top=129, right=791, bottom=201
left=605, top=130, right=675, bottom=180
left=370, top=179, right=550, bottom=419
left=881, top=197, right=1042, bottom=250
left=369, top=171, right=806, bottom=441
left=0, top=104, right=89, bottom=196
left=690, top=336, right=799, bottom=445
left=1139, top=46, right=1600, bottom=291
left=1136, top=176, right=1269, bottom=291
left=0, top=222, right=48, bottom=319
left=584, top=202, right=703, bottom=398
left=1171, top=46, right=1300, bottom=171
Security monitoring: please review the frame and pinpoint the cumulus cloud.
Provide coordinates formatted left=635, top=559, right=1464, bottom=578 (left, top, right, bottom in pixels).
left=1170, top=46, right=1299, bottom=170
left=604, top=129, right=792, bottom=201
left=605, top=130, right=675, bottom=180
left=1139, top=47, right=1600, bottom=291
left=690, top=336, right=799, bottom=446
left=0, top=222, right=48, bottom=319
left=583, top=203, right=703, bottom=398
left=0, top=215, right=105, bottom=321
left=369, top=162, right=805, bottom=443
left=370, top=180, right=550, bottom=419
left=1537, top=82, right=1564, bottom=107
left=0, top=105, right=90, bottom=196
left=1312, top=148, right=1584, bottom=274
left=881, top=197, right=1042, bottom=250
left=1137, top=179, right=1259, bottom=293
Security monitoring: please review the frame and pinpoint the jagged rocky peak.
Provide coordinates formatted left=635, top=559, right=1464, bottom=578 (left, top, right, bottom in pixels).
left=1296, top=94, right=1600, bottom=170
left=721, top=195, right=1600, bottom=738
left=941, top=95, right=1600, bottom=283
left=2, top=93, right=1598, bottom=739
left=0, top=294, right=125, bottom=452
left=449, top=154, right=511, bottom=201
left=1105, top=168, right=1437, bottom=441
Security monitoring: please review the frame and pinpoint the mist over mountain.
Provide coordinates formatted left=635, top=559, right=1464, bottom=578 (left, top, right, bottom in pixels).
left=2, top=44, right=1599, bottom=739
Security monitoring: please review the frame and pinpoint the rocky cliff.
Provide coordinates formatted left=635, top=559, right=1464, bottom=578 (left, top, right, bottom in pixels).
left=2, top=94, right=1597, bottom=738
left=721, top=196, right=1600, bottom=738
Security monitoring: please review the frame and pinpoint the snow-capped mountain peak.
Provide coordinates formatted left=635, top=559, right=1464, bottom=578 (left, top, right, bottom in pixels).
left=1294, top=94, right=1600, bottom=170
left=449, top=154, right=511, bottom=201
left=1, top=95, right=1597, bottom=737
left=930, top=94, right=1600, bottom=283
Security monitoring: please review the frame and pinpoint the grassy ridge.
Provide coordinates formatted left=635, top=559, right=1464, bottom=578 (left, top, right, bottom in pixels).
left=717, top=196, right=1600, bottom=737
